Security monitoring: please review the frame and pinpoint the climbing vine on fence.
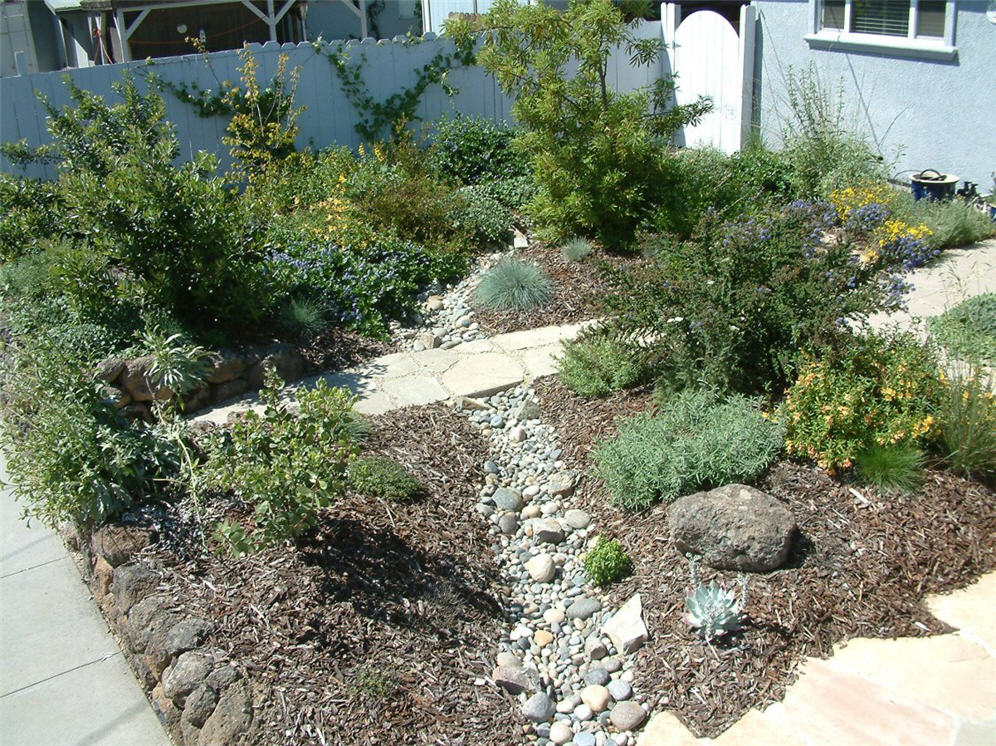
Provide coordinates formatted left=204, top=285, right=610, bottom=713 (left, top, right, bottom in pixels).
left=320, top=35, right=476, bottom=142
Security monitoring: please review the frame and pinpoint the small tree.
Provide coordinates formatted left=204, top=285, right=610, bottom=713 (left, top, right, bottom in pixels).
left=447, top=0, right=709, bottom=247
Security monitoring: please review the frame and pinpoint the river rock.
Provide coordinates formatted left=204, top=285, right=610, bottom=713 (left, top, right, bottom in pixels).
left=525, top=554, right=557, bottom=583
left=601, top=594, right=647, bottom=655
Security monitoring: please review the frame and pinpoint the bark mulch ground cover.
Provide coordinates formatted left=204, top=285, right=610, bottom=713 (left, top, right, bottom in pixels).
left=472, top=242, right=645, bottom=336
left=533, top=376, right=996, bottom=738
left=143, top=404, right=520, bottom=746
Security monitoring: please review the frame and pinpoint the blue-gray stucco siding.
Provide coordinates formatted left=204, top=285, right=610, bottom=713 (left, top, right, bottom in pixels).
left=752, top=0, right=996, bottom=188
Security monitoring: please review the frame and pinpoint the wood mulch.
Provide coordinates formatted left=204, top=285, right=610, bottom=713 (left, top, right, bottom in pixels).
left=143, top=404, right=521, bottom=746
left=471, top=242, right=644, bottom=336
left=532, top=376, right=996, bottom=738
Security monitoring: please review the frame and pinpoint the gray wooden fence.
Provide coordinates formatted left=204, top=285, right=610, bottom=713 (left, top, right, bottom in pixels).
left=1, top=23, right=664, bottom=179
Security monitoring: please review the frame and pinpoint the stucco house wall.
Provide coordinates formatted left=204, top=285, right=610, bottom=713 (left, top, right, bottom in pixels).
left=752, top=0, right=996, bottom=188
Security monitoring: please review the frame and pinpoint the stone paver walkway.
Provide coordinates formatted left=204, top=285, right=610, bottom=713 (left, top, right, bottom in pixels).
left=637, top=573, right=996, bottom=746
left=868, top=239, right=996, bottom=333
left=196, top=321, right=588, bottom=424
left=0, top=459, right=170, bottom=746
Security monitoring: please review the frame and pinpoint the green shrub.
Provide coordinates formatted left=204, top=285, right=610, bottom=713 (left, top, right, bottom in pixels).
left=0, top=329, right=175, bottom=532
left=450, top=187, right=513, bottom=246
left=780, top=65, right=886, bottom=198
left=265, top=232, right=466, bottom=338
left=855, top=443, right=924, bottom=493
left=782, top=332, right=944, bottom=473
left=467, top=175, right=537, bottom=212
left=935, top=365, right=996, bottom=483
left=0, top=175, right=63, bottom=260
left=448, top=0, right=709, bottom=248
left=203, top=370, right=359, bottom=555
left=472, top=257, right=553, bottom=312
left=431, top=114, right=527, bottom=185
left=928, top=294, right=996, bottom=366
left=557, top=335, right=644, bottom=397
left=603, top=201, right=911, bottom=396
left=583, top=537, right=632, bottom=586
left=892, top=195, right=996, bottom=250
left=562, top=237, right=594, bottom=262
left=347, top=455, right=424, bottom=503
left=595, top=389, right=784, bottom=510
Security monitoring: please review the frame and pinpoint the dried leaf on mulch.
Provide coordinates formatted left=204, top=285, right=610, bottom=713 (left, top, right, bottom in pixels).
left=533, top=376, right=996, bottom=738
left=472, top=243, right=645, bottom=336
left=144, top=405, right=521, bottom=746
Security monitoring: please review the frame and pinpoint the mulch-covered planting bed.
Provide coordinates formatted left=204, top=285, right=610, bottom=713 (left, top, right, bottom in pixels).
left=293, top=327, right=392, bottom=372
left=143, top=404, right=520, bottom=745
left=472, top=243, right=645, bottom=336
left=532, top=376, right=996, bottom=738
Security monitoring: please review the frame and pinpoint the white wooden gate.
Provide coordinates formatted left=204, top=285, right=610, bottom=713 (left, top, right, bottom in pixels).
left=663, top=3, right=756, bottom=154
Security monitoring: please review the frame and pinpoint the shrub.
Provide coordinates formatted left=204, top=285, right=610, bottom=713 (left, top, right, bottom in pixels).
left=934, top=365, right=996, bottom=483
left=0, top=328, right=175, bottom=532
left=780, top=65, right=886, bottom=198
left=829, top=183, right=938, bottom=270
left=203, top=370, right=359, bottom=554
left=265, top=233, right=466, bottom=338
left=893, top=194, right=996, bottom=250
left=472, top=257, right=553, bottom=312
left=450, top=187, right=513, bottom=246
left=928, top=293, right=996, bottom=366
left=562, top=237, right=594, bottom=262
left=557, top=335, right=644, bottom=397
left=448, top=0, right=709, bottom=247
left=781, top=332, right=944, bottom=473
left=583, top=537, right=632, bottom=587
left=347, top=455, right=424, bottom=503
left=595, top=389, right=784, bottom=510
left=0, top=175, right=63, bottom=260
left=854, top=443, right=924, bottom=494
left=431, top=114, right=528, bottom=185
left=602, top=201, right=914, bottom=395
left=466, top=175, right=537, bottom=212
left=18, top=75, right=271, bottom=337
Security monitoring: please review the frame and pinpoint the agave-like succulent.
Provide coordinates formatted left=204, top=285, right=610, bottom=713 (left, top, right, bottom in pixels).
left=684, top=579, right=747, bottom=643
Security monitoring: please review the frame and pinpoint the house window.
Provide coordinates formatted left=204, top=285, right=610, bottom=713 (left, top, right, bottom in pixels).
left=807, top=0, right=956, bottom=59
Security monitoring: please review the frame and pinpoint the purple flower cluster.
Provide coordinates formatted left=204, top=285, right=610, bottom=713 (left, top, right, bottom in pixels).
left=880, top=234, right=940, bottom=271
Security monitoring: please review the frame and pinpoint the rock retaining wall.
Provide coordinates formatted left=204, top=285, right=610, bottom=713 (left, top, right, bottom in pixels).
left=96, top=344, right=309, bottom=421
left=88, top=523, right=253, bottom=745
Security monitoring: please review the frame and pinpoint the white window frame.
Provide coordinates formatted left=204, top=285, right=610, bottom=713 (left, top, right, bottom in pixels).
left=805, top=0, right=957, bottom=60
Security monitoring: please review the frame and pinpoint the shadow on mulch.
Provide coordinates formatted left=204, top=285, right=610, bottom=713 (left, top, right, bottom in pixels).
left=144, top=404, right=521, bottom=746
left=297, top=516, right=502, bottom=639
left=533, top=375, right=996, bottom=738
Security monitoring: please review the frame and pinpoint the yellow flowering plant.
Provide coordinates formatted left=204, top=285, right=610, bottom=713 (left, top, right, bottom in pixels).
left=829, top=183, right=936, bottom=270
left=780, top=331, right=944, bottom=473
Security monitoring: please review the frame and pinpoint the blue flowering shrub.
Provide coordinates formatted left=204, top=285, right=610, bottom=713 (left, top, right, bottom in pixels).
left=599, top=201, right=915, bottom=395
left=265, top=233, right=466, bottom=338
left=430, top=114, right=529, bottom=186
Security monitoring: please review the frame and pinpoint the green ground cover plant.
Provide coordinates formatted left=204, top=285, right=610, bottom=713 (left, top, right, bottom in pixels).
left=928, top=293, right=996, bottom=366
left=347, top=455, right=424, bottom=503
left=557, top=335, right=644, bottom=397
left=583, top=537, right=632, bottom=586
left=781, top=332, right=944, bottom=473
left=594, top=388, right=784, bottom=510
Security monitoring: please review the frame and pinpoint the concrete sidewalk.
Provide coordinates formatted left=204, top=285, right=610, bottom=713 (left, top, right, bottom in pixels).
left=0, top=460, right=170, bottom=746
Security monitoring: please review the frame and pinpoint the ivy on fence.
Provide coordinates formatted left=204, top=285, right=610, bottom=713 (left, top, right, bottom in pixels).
left=320, top=35, right=475, bottom=141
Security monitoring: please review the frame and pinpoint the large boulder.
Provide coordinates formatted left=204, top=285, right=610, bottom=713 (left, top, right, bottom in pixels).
left=668, top=484, right=796, bottom=573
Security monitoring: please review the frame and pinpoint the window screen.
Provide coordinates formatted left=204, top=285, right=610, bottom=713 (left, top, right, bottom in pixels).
left=850, top=0, right=910, bottom=37
left=822, top=0, right=846, bottom=29
left=916, top=1, right=946, bottom=37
